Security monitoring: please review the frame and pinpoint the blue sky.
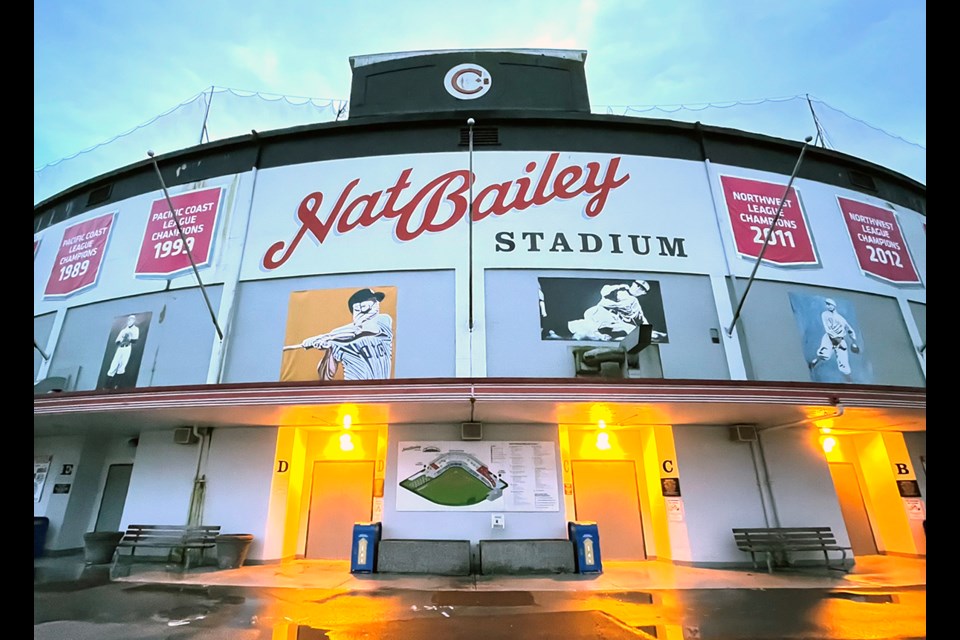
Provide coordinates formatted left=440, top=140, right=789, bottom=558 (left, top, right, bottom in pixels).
left=35, top=0, right=925, bottom=173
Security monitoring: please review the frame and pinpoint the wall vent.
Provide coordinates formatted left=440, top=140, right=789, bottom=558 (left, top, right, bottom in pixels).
left=174, top=426, right=200, bottom=445
left=729, top=425, right=758, bottom=442
left=86, top=184, right=113, bottom=207
left=847, top=170, right=877, bottom=192
left=459, top=126, right=500, bottom=146
left=461, top=422, right=483, bottom=440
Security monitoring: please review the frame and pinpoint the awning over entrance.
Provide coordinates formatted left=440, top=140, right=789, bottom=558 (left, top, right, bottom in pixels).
left=34, top=378, right=925, bottom=439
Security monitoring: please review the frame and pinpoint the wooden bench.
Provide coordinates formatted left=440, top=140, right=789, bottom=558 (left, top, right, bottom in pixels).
left=733, top=527, right=851, bottom=573
left=112, top=524, right=221, bottom=574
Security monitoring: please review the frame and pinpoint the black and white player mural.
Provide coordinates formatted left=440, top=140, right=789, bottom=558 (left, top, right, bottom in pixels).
left=281, top=286, right=397, bottom=382
left=538, top=277, right=669, bottom=343
left=97, top=311, right=152, bottom=390
left=789, top=292, right=872, bottom=384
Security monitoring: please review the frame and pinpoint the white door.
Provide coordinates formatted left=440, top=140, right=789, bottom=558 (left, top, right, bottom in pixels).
left=95, top=464, right=132, bottom=532
left=572, top=460, right=646, bottom=560
left=829, top=462, right=878, bottom=555
left=305, top=461, right=375, bottom=559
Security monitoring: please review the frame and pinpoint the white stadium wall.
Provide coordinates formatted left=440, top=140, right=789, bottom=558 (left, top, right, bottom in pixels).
left=33, top=49, right=925, bottom=565
left=34, top=150, right=926, bottom=390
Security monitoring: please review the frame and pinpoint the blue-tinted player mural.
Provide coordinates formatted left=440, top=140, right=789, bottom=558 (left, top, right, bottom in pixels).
left=790, top=292, right=872, bottom=384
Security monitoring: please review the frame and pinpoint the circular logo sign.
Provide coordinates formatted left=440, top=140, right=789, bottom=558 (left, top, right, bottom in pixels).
left=444, top=64, right=492, bottom=100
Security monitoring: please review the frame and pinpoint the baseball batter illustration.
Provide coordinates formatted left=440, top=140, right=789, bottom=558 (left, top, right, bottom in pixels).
left=106, top=315, right=140, bottom=387
left=808, top=297, right=859, bottom=377
left=286, top=288, right=394, bottom=380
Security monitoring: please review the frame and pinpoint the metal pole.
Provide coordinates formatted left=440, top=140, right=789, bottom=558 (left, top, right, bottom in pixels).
left=147, top=151, right=224, bottom=340
left=726, top=136, right=813, bottom=337
left=467, top=118, right=475, bottom=332
left=199, top=86, right=214, bottom=144
left=34, top=340, right=50, bottom=360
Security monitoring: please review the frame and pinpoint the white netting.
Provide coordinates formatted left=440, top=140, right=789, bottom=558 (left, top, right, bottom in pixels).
left=34, top=90, right=924, bottom=206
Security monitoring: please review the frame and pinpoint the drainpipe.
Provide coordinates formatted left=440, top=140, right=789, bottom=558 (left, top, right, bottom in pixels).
left=748, top=439, right=774, bottom=528
left=754, top=435, right=782, bottom=527
left=187, top=427, right=214, bottom=526
left=753, top=401, right=845, bottom=528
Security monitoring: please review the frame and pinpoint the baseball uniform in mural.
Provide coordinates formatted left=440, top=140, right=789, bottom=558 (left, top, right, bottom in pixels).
left=809, top=298, right=859, bottom=375
left=107, top=315, right=140, bottom=379
left=301, top=288, right=394, bottom=380
left=568, top=280, right=667, bottom=341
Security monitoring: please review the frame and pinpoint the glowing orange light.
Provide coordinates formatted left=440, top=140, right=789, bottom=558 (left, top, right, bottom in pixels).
left=339, top=432, right=355, bottom=451
left=820, top=436, right=837, bottom=453
left=595, top=431, right=611, bottom=450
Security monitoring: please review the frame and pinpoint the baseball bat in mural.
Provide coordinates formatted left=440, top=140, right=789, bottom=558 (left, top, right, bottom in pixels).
left=281, top=287, right=396, bottom=381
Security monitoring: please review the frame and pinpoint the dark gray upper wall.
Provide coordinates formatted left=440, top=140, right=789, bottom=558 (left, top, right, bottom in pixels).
left=348, top=49, right=591, bottom=119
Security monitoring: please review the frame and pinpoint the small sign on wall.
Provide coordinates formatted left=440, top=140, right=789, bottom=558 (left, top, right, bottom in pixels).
left=53, top=484, right=71, bottom=494
left=897, top=479, right=922, bottom=498
left=34, top=456, right=52, bottom=503
left=661, top=477, right=681, bottom=497
left=904, top=498, right=925, bottom=520
left=666, top=497, right=684, bottom=521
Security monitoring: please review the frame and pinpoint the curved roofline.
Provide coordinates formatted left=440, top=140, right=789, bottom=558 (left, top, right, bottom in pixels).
left=32, top=109, right=925, bottom=215
left=349, top=48, right=588, bottom=68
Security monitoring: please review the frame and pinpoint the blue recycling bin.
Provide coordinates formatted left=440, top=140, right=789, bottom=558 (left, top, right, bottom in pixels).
left=568, top=521, right=602, bottom=574
left=34, top=517, right=50, bottom=559
left=350, top=522, right=381, bottom=573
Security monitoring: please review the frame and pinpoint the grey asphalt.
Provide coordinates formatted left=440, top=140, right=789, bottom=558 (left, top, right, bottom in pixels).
left=35, top=551, right=926, bottom=639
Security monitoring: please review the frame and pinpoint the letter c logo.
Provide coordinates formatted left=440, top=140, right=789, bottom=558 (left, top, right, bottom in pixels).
left=444, top=64, right=492, bottom=100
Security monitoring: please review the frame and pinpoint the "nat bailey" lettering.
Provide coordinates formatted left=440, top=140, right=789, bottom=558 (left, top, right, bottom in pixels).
left=262, top=153, right=630, bottom=269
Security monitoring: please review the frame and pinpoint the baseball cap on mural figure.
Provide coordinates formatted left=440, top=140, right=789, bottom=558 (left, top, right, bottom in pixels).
left=348, top=288, right=386, bottom=310
left=628, top=279, right=650, bottom=296
left=825, top=298, right=837, bottom=308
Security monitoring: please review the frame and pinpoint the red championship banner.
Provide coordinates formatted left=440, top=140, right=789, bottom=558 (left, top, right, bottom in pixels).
left=43, top=213, right=115, bottom=298
left=135, top=187, right=223, bottom=277
left=719, top=175, right=817, bottom=266
left=837, top=196, right=919, bottom=284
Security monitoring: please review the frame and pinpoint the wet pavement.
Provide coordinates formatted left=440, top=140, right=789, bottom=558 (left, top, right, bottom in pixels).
left=34, top=552, right=926, bottom=639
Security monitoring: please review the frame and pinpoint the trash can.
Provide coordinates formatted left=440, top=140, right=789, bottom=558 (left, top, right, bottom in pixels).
left=568, top=521, right=602, bottom=574
left=216, top=534, right=254, bottom=569
left=83, top=531, right=124, bottom=565
left=350, top=522, right=381, bottom=573
left=34, top=517, right=50, bottom=559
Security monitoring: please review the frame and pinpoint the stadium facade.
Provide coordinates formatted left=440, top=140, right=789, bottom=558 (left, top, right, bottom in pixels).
left=34, top=49, right=925, bottom=569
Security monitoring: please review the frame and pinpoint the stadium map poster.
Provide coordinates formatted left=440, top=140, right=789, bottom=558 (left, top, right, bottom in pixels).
left=396, top=441, right=560, bottom=512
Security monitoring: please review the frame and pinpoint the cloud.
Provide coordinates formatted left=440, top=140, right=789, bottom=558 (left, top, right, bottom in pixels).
left=229, top=46, right=281, bottom=86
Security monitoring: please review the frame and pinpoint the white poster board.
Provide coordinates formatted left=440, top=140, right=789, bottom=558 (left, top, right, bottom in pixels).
left=396, top=441, right=559, bottom=512
left=34, top=455, right=52, bottom=502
